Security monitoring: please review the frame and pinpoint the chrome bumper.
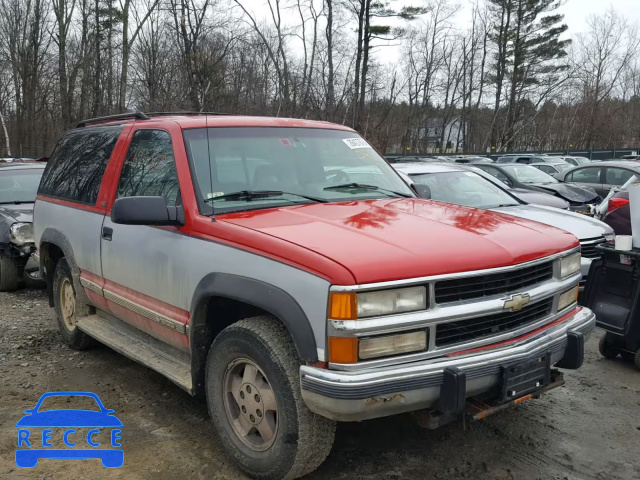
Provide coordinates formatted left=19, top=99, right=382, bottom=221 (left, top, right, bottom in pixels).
left=300, top=307, right=595, bottom=422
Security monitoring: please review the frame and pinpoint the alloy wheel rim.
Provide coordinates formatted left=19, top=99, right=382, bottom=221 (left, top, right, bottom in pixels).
left=60, top=277, right=76, bottom=330
left=223, top=357, right=278, bottom=451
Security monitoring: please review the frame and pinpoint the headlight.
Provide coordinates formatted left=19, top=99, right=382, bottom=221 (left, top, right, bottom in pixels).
left=10, top=222, right=34, bottom=245
left=357, top=286, right=427, bottom=318
left=558, top=286, right=578, bottom=311
left=359, top=331, right=428, bottom=360
left=560, top=252, right=581, bottom=278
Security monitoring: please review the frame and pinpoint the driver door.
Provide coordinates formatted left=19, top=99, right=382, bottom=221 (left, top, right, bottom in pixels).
left=100, top=128, right=190, bottom=351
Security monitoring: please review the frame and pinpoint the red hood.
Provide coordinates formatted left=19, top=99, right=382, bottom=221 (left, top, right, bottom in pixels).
left=219, top=199, right=579, bottom=285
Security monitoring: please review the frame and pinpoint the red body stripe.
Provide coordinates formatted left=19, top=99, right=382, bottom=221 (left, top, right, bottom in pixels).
left=446, top=307, right=582, bottom=357
left=36, top=195, right=105, bottom=214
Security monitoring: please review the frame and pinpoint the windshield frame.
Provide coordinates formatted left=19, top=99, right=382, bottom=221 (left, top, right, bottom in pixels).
left=182, top=126, right=415, bottom=215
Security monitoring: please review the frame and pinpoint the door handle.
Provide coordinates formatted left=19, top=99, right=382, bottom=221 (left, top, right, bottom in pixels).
left=102, top=227, right=113, bottom=241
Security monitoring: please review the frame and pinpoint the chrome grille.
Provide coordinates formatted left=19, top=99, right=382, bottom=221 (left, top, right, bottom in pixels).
left=434, top=261, right=553, bottom=304
left=580, top=237, right=605, bottom=258
left=435, top=298, right=554, bottom=347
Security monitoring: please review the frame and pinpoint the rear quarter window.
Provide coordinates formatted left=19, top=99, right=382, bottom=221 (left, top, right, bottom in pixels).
left=39, top=126, right=123, bottom=204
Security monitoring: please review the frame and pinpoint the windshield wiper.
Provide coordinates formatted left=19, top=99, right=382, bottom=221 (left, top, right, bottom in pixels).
left=323, top=183, right=412, bottom=198
left=204, top=190, right=327, bottom=204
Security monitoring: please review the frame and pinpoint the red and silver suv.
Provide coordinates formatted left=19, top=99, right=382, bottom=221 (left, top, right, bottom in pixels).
left=34, top=113, right=595, bottom=479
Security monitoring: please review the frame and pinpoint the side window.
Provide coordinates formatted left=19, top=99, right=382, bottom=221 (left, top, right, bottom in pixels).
left=491, top=169, right=512, bottom=186
left=538, top=165, right=553, bottom=174
left=568, top=167, right=601, bottom=183
left=117, top=130, right=180, bottom=206
left=38, top=126, right=122, bottom=204
left=605, top=168, right=635, bottom=186
left=516, top=157, right=530, bottom=164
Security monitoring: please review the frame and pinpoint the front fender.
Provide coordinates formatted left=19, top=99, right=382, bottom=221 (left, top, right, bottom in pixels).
left=189, top=273, right=319, bottom=363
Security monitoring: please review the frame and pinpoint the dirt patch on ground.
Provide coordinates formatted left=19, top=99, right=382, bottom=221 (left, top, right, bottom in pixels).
left=1, top=289, right=639, bottom=479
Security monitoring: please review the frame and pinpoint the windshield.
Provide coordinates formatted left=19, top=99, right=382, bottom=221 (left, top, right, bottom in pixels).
left=0, top=169, right=44, bottom=203
left=410, top=171, right=519, bottom=208
left=183, top=127, right=414, bottom=213
left=502, top=164, right=558, bottom=184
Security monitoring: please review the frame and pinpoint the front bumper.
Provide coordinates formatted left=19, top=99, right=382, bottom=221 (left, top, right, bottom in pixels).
left=300, top=307, right=595, bottom=422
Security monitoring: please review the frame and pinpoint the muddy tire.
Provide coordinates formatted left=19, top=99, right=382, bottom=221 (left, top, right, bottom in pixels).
left=598, top=333, right=619, bottom=359
left=205, top=316, right=335, bottom=480
left=0, top=255, right=19, bottom=292
left=52, top=258, right=94, bottom=350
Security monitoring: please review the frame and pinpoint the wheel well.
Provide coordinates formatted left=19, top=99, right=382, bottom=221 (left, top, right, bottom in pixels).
left=191, top=296, right=272, bottom=395
left=40, top=242, right=64, bottom=307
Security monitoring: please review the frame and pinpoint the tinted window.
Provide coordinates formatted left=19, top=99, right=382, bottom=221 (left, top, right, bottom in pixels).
left=39, top=126, right=122, bottom=204
left=0, top=168, right=44, bottom=203
left=516, top=157, right=531, bottom=164
left=118, top=130, right=179, bottom=206
left=605, top=168, right=636, bottom=186
left=568, top=167, right=601, bottom=183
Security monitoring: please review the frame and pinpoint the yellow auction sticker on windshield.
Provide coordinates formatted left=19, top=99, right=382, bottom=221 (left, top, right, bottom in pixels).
left=342, top=138, right=371, bottom=149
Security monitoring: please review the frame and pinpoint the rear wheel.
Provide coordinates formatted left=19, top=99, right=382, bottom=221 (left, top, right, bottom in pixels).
left=206, top=316, right=335, bottom=480
left=598, top=333, right=619, bottom=359
left=52, top=258, right=94, bottom=350
left=0, top=255, right=19, bottom=292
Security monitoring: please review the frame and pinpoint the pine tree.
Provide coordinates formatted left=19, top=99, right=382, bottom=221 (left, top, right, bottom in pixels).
left=488, top=0, right=570, bottom=150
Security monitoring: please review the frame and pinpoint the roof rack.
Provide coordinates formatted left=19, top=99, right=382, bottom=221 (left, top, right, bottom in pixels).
left=76, top=112, right=150, bottom=128
left=145, top=111, right=232, bottom=117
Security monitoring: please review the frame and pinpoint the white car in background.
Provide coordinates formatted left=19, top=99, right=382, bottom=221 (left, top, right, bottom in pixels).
left=395, top=162, right=614, bottom=289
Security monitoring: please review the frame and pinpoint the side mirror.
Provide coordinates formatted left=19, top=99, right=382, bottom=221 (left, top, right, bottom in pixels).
left=111, top=196, right=184, bottom=226
left=413, top=184, right=431, bottom=199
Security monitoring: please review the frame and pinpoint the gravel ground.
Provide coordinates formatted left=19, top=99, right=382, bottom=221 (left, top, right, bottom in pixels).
left=1, top=288, right=639, bottom=480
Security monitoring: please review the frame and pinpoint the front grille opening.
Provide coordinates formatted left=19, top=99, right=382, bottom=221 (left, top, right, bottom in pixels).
left=435, top=262, right=553, bottom=304
left=580, top=238, right=605, bottom=258
left=435, top=298, right=553, bottom=347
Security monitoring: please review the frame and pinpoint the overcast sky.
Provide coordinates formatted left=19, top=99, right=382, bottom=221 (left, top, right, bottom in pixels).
left=248, top=0, right=639, bottom=61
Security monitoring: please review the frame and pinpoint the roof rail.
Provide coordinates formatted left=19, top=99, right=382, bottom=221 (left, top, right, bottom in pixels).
left=76, top=112, right=150, bottom=128
left=145, top=111, right=232, bottom=117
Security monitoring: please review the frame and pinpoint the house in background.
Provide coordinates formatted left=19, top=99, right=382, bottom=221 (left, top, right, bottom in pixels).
left=422, top=116, right=465, bottom=152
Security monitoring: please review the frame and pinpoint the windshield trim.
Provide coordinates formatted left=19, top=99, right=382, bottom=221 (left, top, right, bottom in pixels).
left=182, top=126, right=415, bottom=216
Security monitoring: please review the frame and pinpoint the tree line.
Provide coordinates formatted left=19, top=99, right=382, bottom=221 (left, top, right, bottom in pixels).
left=0, top=0, right=638, bottom=158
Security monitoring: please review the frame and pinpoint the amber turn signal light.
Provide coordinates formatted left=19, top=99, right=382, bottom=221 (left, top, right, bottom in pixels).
left=328, top=337, right=358, bottom=364
left=328, top=292, right=357, bottom=320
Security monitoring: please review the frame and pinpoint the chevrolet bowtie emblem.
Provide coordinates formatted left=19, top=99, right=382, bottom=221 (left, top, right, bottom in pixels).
left=503, top=293, right=530, bottom=312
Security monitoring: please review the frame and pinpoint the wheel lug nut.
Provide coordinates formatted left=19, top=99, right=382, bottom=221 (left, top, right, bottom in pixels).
left=254, top=394, right=260, bottom=403
left=240, top=391, right=245, bottom=399
left=249, top=414, right=255, bottom=423
left=241, top=406, right=246, bottom=413
left=257, top=409, right=262, bottom=418
left=247, top=386, right=252, bottom=393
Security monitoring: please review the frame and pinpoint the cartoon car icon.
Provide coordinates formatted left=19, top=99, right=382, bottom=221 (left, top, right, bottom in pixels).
left=15, top=391, right=123, bottom=468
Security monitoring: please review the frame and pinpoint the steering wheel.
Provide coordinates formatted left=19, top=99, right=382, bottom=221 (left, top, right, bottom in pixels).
left=325, top=169, right=350, bottom=183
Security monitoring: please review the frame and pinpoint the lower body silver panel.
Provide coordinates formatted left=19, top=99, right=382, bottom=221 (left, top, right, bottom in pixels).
left=300, top=307, right=595, bottom=422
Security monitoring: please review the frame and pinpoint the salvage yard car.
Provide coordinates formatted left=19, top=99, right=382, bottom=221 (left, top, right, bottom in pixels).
left=393, top=162, right=613, bottom=289
left=35, top=113, right=595, bottom=480
left=473, top=163, right=601, bottom=213
left=0, top=161, right=46, bottom=290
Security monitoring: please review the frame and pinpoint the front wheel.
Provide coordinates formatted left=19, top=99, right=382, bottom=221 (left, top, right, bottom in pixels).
left=206, top=316, right=335, bottom=480
left=598, top=333, right=619, bottom=359
left=0, top=255, right=19, bottom=291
